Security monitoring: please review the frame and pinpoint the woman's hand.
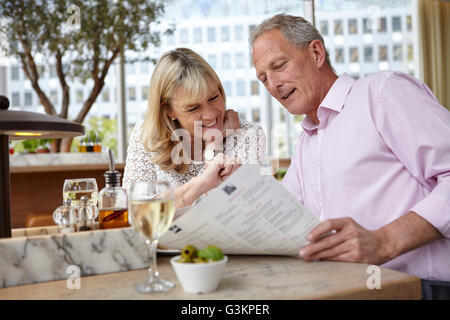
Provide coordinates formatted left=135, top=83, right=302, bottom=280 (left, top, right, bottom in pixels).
left=197, top=153, right=241, bottom=192
left=223, top=109, right=240, bottom=137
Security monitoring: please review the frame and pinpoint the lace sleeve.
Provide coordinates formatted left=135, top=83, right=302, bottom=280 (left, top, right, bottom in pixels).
left=225, top=120, right=267, bottom=165
left=122, top=120, right=157, bottom=192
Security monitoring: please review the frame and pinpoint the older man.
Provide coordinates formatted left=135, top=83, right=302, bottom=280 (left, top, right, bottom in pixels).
left=250, top=14, right=450, bottom=299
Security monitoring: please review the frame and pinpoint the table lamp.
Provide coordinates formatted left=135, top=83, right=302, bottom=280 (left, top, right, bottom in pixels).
left=0, top=95, right=85, bottom=238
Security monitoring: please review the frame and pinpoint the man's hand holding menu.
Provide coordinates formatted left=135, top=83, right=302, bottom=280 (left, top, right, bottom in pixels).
left=160, top=164, right=320, bottom=256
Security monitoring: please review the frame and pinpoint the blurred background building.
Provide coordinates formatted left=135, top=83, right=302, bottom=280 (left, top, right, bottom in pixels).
left=0, top=0, right=417, bottom=159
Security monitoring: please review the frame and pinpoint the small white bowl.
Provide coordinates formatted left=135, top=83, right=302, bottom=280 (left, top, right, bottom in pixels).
left=170, top=255, right=228, bottom=294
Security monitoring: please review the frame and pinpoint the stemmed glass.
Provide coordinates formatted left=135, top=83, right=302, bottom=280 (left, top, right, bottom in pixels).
left=129, top=180, right=176, bottom=293
left=63, top=178, right=99, bottom=206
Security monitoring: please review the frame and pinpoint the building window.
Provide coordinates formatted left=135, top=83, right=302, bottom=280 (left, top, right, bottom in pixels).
left=11, top=66, right=20, bottom=81
left=223, top=81, right=232, bottom=97
left=221, top=26, right=229, bottom=41
left=11, top=92, right=20, bottom=106
left=76, top=89, right=83, bottom=104
left=252, top=109, right=260, bottom=123
left=24, top=91, right=33, bottom=106
left=335, top=48, right=344, bottom=63
left=50, top=90, right=58, bottom=105
left=235, top=25, right=243, bottom=41
left=221, top=53, right=231, bottom=70
left=407, top=44, right=414, bottom=61
left=235, top=52, right=245, bottom=69
left=378, top=17, right=387, bottom=33
left=393, top=44, right=403, bottom=61
left=207, top=27, right=216, bottom=42
left=49, top=65, right=57, bottom=78
left=406, top=15, right=412, bottom=32
left=364, top=46, right=373, bottom=63
left=319, top=20, right=328, bottom=36
left=249, top=25, right=256, bottom=37
left=36, top=65, right=45, bottom=78
left=207, top=54, right=217, bottom=69
left=392, top=16, right=402, bottom=32
left=102, top=88, right=110, bottom=102
left=251, top=81, right=259, bottom=95
left=334, top=20, right=343, bottom=35
left=127, top=63, right=136, bottom=74
left=180, top=28, right=188, bottom=44
left=349, top=47, right=359, bottom=63
left=142, top=86, right=148, bottom=101
left=128, top=87, right=136, bottom=101
left=378, top=45, right=388, bottom=61
left=348, top=19, right=357, bottom=34
left=236, top=80, right=245, bottom=96
left=140, top=62, right=149, bottom=74
left=193, top=28, right=202, bottom=43
left=363, top=18, right=372, bottom=34
left=166, top=33, right=175, bottom=45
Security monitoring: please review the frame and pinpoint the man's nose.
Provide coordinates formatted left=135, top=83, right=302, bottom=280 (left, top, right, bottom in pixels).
left=266, top=74, right=282, bottom=95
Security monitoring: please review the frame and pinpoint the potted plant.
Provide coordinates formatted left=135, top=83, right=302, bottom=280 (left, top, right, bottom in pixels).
left=36, top=139, right=52, bottom=153
left=21, top=139, right=39, bottom=154
left=17, top=139, right=53, bottom=154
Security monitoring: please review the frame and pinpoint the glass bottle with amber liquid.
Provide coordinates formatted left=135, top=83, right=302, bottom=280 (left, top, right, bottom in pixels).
left=98, top=149, right=129, bottom=229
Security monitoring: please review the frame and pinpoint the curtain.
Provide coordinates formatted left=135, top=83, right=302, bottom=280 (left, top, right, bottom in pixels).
left=417, top=0, right=450, bottom=110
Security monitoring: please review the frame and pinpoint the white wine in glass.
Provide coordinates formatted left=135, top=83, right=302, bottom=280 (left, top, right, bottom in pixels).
left=129, top=180, right=175, bottom=293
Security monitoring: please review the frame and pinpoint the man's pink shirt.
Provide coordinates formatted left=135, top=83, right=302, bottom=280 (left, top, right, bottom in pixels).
left=282, top=71, right=450, bottom=281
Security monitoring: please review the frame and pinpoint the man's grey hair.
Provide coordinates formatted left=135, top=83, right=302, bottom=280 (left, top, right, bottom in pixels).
left=249, top=13, right=334, bottom=71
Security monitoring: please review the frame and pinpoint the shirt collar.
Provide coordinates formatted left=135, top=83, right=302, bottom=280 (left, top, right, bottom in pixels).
left=302, top=73, right=355, bottom=134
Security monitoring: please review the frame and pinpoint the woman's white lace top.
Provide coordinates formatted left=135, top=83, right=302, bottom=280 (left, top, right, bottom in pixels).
left=122, top=118, right=267, bottom=192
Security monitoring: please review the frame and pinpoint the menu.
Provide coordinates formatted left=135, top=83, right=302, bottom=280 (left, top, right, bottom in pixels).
left=159, top=164, right=320, bottom=256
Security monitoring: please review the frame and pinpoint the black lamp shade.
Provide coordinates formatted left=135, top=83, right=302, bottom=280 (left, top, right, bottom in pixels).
left=0, top=95, right=85, bottom=237
left=0, top=109, right=85, bottom=139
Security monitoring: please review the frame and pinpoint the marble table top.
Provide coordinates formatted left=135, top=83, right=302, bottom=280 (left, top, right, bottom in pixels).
left=1, top=226, right=149, bottom=288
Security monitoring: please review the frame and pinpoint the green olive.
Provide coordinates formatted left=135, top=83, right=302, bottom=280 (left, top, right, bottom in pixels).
left=198, top=245, right=224, bottom=262
left=177, top=256, right=192, bottom=263
left=181, top=244, right=198, bottom=259
left=193, top=257, right=207, bottom=263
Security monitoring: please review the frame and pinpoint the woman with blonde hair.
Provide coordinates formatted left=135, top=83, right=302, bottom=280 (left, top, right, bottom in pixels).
left=123, top=48, right=266, bottom=208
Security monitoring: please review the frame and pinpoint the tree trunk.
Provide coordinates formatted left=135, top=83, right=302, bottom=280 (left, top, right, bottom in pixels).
left=60, top=138, right=74, bottom=153
left=50, top=139, right=61, bottom=153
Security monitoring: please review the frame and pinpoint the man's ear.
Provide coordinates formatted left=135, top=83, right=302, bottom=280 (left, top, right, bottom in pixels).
left=309, top=40, right=326, bottom=68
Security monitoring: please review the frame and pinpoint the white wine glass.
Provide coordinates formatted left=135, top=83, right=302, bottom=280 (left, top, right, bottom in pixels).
left=63, top=178, right=99, bottom=206
left=129, top=180, right=175, bottom=293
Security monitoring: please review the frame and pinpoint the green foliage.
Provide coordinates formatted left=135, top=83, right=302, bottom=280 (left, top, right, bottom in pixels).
left=0, top=0, right=171, bottom=82
left=71, top=117, right=118, bottom=155
left=21, top=140, right=38, bottom=153
left=14, top=139, right=53, bottom=153
left=276, top=168, right=287, bottom=181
